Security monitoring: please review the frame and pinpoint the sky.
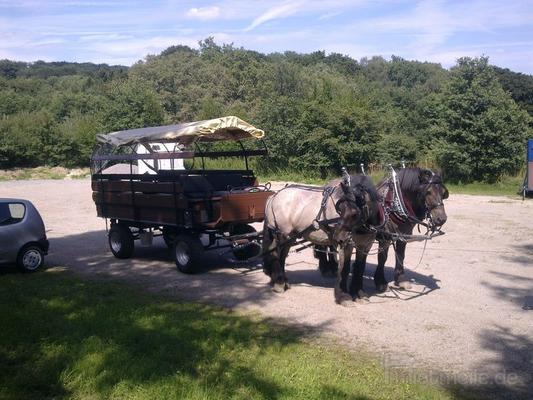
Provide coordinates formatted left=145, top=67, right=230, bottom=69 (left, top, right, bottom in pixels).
left=0, top=0, right=532, bottom=74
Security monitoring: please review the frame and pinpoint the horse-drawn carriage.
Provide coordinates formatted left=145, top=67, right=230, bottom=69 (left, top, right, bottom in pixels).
left=91, top=116, right=449, bottom=304
left=90, top=116, right=273, bottom=273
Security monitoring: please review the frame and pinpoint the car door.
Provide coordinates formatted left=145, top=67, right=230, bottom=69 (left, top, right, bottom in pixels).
left=0, top=201, right=27, bottom=264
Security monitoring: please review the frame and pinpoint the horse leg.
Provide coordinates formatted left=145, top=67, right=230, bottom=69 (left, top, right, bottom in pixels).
left=350, top=235, right=373, bottom=301
left=262, top=226, right=290, bottom=293
left=374, top=239, right=389, bottom=293
left=335, top=242, right=354, bottom=306
left=277, top=242, right=291, bottom=291
left=315, top=245, right=331, bottom=276
left=393, top=240, right=412, bottom=290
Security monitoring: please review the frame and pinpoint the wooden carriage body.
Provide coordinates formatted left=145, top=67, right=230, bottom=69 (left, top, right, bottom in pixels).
left=91, top=169, right=273, bottom=231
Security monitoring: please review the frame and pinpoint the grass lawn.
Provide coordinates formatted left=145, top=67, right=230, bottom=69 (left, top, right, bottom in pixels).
left=0, top=269, right=468, bottom=400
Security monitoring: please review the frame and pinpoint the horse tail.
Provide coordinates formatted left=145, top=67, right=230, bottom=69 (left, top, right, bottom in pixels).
left=261, top=218, right=276, bottom=277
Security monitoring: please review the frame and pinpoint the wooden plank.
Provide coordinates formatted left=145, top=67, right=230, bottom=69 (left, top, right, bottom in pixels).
left=96, top=205, right=134, bottom=220
left=93, top=191, right=188, bottom=208
left=92, top=180, right=130, bottom=192
left=92, top=180, right=183, bottom=193
left=96, top=204, right=181, bottom=225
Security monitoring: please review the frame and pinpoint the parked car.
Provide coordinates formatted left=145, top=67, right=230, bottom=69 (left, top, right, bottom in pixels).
left=0, top=199, right=49, bottom=272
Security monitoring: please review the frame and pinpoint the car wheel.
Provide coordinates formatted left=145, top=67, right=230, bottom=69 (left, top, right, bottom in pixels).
left=17, top=245, right=44, bottom=272
left=108, top=224, right=134, bottom=259
left=174, top=234, right=204, bottom=274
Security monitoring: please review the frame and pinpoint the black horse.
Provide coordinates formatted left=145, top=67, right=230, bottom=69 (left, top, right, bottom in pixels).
left=314, top=174, right=381, bottom=302
left=371, top=167, right=449, bottom=292
left=262, top=173, right=377, bottom=305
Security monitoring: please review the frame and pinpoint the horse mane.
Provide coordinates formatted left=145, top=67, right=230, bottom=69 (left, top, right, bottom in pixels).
left=397, top=168, right=423, bottom=192
left=397, top=167, right=444, bottom=193
left=327, top=174, right=379, bottom=201
left=349, top=174, right=379, bottom=201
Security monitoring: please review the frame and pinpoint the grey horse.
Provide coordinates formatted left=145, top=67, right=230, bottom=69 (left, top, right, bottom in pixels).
left=262, top=173, right=378, bottom=306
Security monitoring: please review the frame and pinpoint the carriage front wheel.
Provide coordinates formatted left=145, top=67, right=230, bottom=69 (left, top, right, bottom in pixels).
left=174, top=234, right=204, bottom=274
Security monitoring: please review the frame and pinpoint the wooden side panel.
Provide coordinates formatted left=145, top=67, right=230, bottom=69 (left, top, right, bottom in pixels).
left=96, top=205, right=180, bottom=225
left=92, top=177, right=274, bottom=227
left=218, top=191, right=273, bottom=224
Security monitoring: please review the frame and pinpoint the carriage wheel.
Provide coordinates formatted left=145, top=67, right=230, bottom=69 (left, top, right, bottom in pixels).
left=108, top=224, right=134, bottom=259
left=174, top=234, right=204, bottom=274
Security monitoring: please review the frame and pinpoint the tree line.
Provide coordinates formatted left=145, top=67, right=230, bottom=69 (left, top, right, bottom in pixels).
left=0, top=39, right=532, bottom=183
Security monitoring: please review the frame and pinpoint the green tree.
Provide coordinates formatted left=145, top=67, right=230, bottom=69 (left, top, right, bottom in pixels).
left=433, top=57, right=532, bottom=182
left=101, top=79, right=164, bottom=131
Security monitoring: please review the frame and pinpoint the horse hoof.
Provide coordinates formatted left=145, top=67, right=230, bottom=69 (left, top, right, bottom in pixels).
left=395, top=280, right=412, bottom=290
left=341, top=299, right=358, bottom=307
left=375, top=283, right=388, bottom=293
left=357, top=290, right=369, bottom=300
left=284, top=282, right=291, bottom=290
left=353, top=296, right=369, bottom=304
left=335, top=294, right=353, bottom=306
left=272, top=283, right=286, bottom=293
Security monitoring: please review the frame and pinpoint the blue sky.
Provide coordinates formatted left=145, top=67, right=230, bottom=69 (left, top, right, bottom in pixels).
left=0, top=0, right=532, bottom=73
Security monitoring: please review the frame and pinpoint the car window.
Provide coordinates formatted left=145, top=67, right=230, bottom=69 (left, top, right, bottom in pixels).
left=0, top=202, right=26, bottom=225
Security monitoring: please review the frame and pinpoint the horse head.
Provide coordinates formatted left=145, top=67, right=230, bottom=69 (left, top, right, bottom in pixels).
left=333, top=174, right=373, bottom=243
left=417, top=169, right=449, bottom=228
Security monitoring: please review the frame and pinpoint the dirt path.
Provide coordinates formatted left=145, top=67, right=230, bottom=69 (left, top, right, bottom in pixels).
left=2, top=179, right=532, bottom=398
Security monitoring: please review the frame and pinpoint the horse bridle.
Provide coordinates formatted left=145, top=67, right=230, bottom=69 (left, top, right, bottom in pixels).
left=421, top=172, right=447, bottom=230
left=314, top=183, right=368, bottom=232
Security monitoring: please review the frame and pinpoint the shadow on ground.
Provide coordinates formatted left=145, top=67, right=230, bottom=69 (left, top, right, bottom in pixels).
left=450, top=259, right=533, bottom=400
left=286, top=261, right=440, bottom=301
left=444, top=325, right=533, bottom=400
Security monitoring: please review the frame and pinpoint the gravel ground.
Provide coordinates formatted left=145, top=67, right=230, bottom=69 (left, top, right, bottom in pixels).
left=2, top=179, right=532, bottom=398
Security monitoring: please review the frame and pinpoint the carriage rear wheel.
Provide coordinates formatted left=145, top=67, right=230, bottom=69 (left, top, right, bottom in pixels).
left=174, top=234, right=204, bottom=274
left=108, top=224, right=134, bottom=259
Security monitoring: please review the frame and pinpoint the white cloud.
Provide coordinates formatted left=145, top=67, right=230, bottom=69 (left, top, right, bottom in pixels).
left=186, top=6, right=220, bottom=21
left=245, top=1, right=305, bottom=31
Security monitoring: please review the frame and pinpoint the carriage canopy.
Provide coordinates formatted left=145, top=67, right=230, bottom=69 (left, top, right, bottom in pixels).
left=96, top=116, right=265, bottom=147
